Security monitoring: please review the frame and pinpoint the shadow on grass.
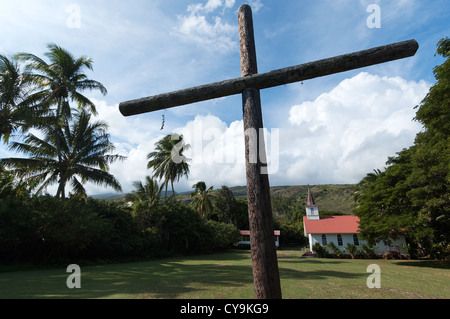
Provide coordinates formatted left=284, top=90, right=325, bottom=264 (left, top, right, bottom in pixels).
left=279, top=267, right=364, bottom=281
left=278, top=258, right=365, bottom=283
left=394, top=260, right=450, bottom=269
left=0, top=250, right=365, bottom=299
left=278, top=255, right=351, bottom=265
left=0, top=250, right=255, bottom=299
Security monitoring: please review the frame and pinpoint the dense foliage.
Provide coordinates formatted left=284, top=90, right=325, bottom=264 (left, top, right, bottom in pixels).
left=0, top=187, right=241, bottom=264
left=354, top=38, right=450, bottom=259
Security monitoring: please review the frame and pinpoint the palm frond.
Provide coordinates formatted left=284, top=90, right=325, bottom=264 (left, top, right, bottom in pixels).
left=76, top=79, right=107, bottom=95
left=70, top=176, right=87, bottom=198
left=71, top=91, right=98, bottom=115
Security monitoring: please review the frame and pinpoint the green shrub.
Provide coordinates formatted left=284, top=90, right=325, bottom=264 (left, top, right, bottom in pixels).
left=205, top=220, right=241, bottom=251
left=275, top=219, right=308, bottom=246
left=360, top=243, right=377, bottom=259
left=312, top=242, right=328, bottom=258
left=0, top=197, right=38, bottom=263
left=31, top=196, right=115, bottom=261
left=0, top=193, right=250, bottom=264
left=327, top=242, right=342, bottom=257
left=345, top=243, right=358, bottom=259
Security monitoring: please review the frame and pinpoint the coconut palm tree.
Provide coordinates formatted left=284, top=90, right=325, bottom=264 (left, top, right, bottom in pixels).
left=14, top=44, right=108, bottom=168
left=126, top=175, right=162, bottom=209
left=147, top=134, right=190, bottom=198
left=0, top=165, right=29, bottom=198
left=0, top=54, right=39, bottom=143
left=1, top=110, right=125, bottom=199
left=15, top=43, right=107, bottom=122
left=190, top=181, right=214, bottom=218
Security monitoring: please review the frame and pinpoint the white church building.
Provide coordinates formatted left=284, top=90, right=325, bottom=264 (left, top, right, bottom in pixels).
left=303, top=189, right=408, bottom=257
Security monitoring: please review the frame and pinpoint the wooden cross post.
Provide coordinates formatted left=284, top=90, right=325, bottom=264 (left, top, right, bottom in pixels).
left=119, top=4, right=418, bottom=299
left=238, top=5, right=282, bottom=299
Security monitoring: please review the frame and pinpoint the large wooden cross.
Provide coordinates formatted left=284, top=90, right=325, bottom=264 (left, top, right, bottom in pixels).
left=119, top=4, right=418, bottom=299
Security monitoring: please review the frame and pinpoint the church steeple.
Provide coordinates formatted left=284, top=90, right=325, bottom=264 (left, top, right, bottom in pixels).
left=305, top=188, right=320, bottom=220
left=306, top=188, right=316, bottom=207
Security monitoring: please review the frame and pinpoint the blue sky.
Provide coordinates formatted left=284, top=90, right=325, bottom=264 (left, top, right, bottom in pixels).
left=1, top=0, right=449, bottom=196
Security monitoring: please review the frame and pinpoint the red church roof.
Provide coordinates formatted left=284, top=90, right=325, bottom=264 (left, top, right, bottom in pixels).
left=303, top=215, right=360, bottom=234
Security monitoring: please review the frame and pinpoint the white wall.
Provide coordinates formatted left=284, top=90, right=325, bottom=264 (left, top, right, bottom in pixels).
left=308, top=233, right=408, bottom=256
left=309, top=233, right=357, bottom=252
left=238, top=236, right=280, bottom=247
left=372, top=237, right=408, bottom=256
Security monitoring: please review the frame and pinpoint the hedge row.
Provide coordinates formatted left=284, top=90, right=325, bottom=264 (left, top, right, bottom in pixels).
left=0, top=195, right=241, bottom=264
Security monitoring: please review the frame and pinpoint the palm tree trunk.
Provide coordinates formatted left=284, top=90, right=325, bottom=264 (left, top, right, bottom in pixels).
left=54, top=100, right=64, bottom=184
left=56, top=179, right=65, bottom=199
left=171, top=179, right=175, bottom=196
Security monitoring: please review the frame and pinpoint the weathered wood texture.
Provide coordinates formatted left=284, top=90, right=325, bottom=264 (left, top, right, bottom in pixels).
left=239, top=4, right=258, bottom=77
left=119, top=39, right=418, bottom=116
left=238, top=4, right=282, bottom=300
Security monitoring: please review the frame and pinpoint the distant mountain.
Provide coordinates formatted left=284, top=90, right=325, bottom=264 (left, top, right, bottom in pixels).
left=225, top=184, right=356, bottom=214
left=90, top=193, right=128, bottom=201
left=92, top=184, right=356, bottom=214
left=270, top=184, right=356, bottom=214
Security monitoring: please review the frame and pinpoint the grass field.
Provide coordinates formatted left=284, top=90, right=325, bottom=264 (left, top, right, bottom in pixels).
left=0, top=248, right=449, bottom=299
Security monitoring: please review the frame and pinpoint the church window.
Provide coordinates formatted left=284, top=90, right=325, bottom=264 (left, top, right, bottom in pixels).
left=321, top=234, right=327, bottom=246
left=337, top=234, right=343, bottom=246
left=353, top=234, right=360, bottom=246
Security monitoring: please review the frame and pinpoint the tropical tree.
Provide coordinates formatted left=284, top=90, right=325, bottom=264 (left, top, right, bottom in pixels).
left=353, top=169, right=382, bottom=206
left=0, top=165, right=29, bottom=198
left=126, top=175, right=162, bottom=209
left=211, top=185, right=237, bottom=223
left=190, top=181, right=214, bottom=218
left=354, top=37, right=450, bottom=259
left=1, top=110, right=124, bottom=199
left=11, top=43, right=108, bottom=179
left=147, top=134, right=190, bottom=198
left=0, top=54, right=38, bottom=143
left=406, top=37, right=450, bottom=258
left=15, top=43, right=107, bottom=122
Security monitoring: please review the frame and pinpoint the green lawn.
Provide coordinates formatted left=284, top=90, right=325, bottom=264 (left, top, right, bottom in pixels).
left=0, top=248, right=449, bottom=299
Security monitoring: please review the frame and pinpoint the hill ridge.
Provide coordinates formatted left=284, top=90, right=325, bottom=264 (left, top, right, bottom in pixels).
left=93, top=184, right=356, bottom=214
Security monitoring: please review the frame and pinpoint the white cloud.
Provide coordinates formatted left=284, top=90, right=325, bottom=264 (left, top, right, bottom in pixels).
left=284, top=72, right=430, bottom=184
left=247, top=0, right=263, bottom=12
left=86, top=109, right=249, bottom=195
left=92, top=99, right=164, bottom=146
left=188, top=0, right=236, bottom=14
left=6, top=71, right=431, bottom=197
left=174, top=0, right=238, bottom=52
left=85, top=72, right=430, bottom=195
left=173, top=114, right=247, bottom=191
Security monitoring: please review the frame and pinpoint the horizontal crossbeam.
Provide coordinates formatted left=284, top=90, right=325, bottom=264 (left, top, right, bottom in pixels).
left=119, top=39, right=418, bottom=117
